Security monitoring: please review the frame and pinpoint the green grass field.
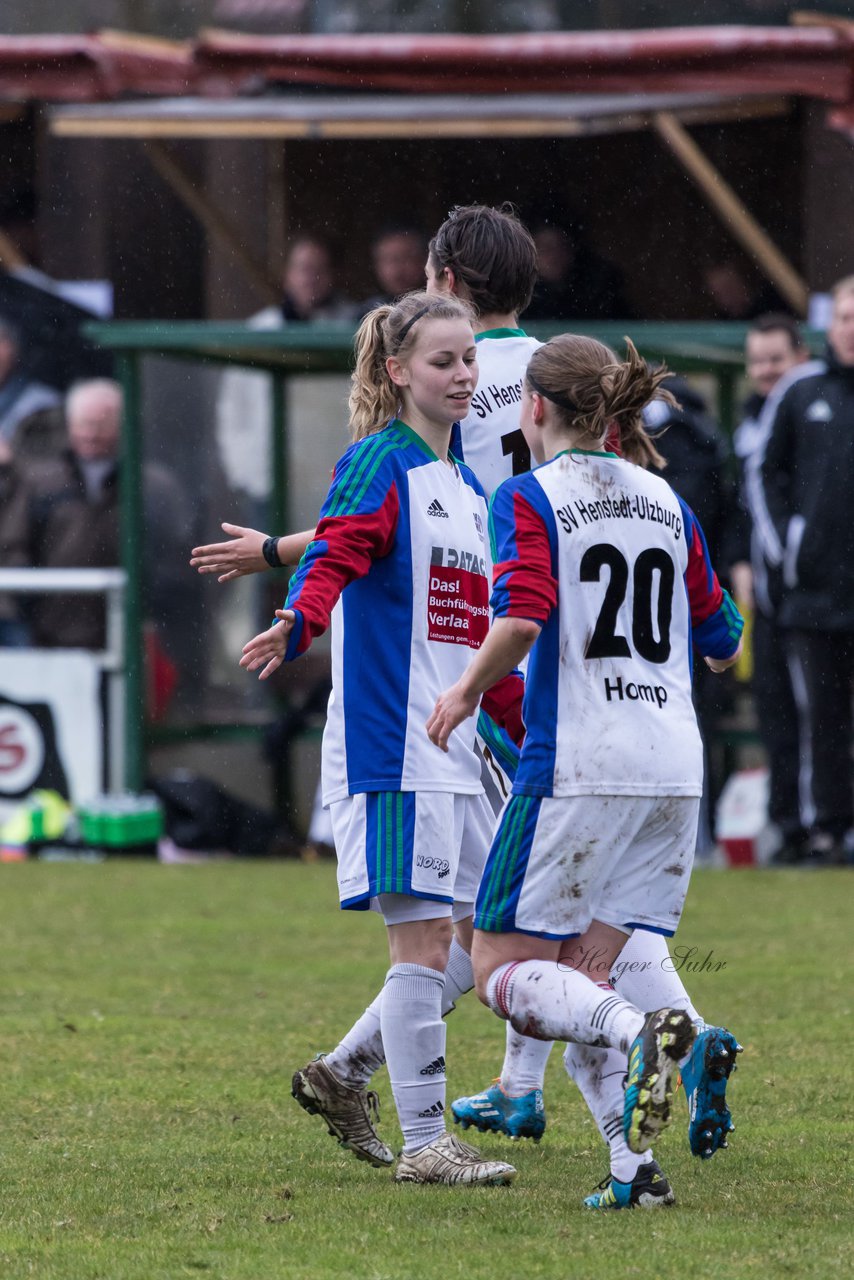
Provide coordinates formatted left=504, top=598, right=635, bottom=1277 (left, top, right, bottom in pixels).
left=0, top=861, right=851, bottom=1280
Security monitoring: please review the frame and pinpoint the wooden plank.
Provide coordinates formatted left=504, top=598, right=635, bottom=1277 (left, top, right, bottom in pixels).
left=653, top=110, right=809, bottom=316
left=142, top=140, right=280, bottom=304
left=50, top=94, right=788, bottom=141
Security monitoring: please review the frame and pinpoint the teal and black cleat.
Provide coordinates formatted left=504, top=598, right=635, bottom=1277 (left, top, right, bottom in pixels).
left=681, top=1026, right=742, bottom=1159
left=583, top=1159, right=676, bottom=1210
left=624, top=1008, right=697, bottom=1155
left=451, top=1080, right=546, bottom=1141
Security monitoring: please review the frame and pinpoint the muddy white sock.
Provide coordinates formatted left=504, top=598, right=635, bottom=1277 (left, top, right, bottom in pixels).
left=324, top=994, right=385, bottom=1089
left=500, top=1024, right=554, bottom=1095
left=563, top=1041, right=651, bottom=1183
left=381, top=963, right=446, bottom=1154
left=611, top=930, right=706, bottom=1066
left=322, top=942, right=471, bottom=1093
left=486, top=960, right=644, bottom=1055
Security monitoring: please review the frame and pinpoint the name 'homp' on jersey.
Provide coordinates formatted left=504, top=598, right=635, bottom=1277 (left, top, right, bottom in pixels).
left=489, top=449, right=743, bottom=799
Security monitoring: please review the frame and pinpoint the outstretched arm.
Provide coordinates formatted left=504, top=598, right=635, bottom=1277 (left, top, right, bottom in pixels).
left=190, top=523, right=315, bottom=581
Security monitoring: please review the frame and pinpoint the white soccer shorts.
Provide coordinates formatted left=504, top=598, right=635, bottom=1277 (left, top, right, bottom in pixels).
left=474, top=792, right=700, bottom=939
left=331, top=789, right=494, bottom=918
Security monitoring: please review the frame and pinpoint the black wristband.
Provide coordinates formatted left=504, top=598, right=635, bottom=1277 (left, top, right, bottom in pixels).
left=262, top=536, right=281, bottom=568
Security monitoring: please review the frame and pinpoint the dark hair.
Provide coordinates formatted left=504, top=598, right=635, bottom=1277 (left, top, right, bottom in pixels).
left=747, top=312, right=805, bottom=350
left=526, top=334, right=673, bottom=470
left=348, top=290, right=474, bottom=440
left=428, top=204, right=537, bottom=318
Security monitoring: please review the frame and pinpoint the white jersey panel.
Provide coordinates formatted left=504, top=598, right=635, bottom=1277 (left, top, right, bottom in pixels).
left=321, top=456, right=490, bottom=804
left=400, top=460, right=491, bottom=791
left=459, top=333, right=541, bottom=498
left=531, top=454, right=704, bottom=797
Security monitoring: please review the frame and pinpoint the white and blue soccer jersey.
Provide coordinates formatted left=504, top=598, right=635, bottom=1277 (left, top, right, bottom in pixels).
left=489, top=449, right=744, bottom=798
left=282, top=419, right=521, bottom=805
left=450, top=329, right=541, bottom=498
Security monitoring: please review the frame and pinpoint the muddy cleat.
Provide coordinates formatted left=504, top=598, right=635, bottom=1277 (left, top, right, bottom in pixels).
left=292, top=1055, right=393, bottom=1167
left=681, top=1026, right=742, bottom=1159
left=583, top=1159, right=676, bottom=1210
left=451, top=1080, right=546, bottom=1141
left=394, top=1131, right=516, bottom=1185
left=624, top=1008, right=697, bottom=1155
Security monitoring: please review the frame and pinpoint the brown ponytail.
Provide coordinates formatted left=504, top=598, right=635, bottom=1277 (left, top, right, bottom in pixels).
left=525, top=334, right=675, bottom=469
left=347, top=290, right=475, bottom=440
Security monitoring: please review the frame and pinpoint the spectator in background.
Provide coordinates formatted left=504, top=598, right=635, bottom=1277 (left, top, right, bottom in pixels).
left=524, top=222, right=633, bottom=321
left=280, top=234, right=356, bottom=324
left=0, top=317, right=63, bottom=456
left=643, top=376, right=735, bottom=855
left=216, top=234, right=355, bottom=508
left=26, top=381, right=194, bottom=695
left=727, top=315, right=810, bottom=864
left=702, top=260, right=791, bottom=322
left=749, top=276, right=854, bottom=865
left=357, top=224, right=428, bottom=317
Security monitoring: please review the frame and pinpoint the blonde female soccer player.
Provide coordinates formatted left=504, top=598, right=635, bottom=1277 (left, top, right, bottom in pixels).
left=428, top=334, right=743, bottom=1198
left=240, top=291, right=522, bottom=1186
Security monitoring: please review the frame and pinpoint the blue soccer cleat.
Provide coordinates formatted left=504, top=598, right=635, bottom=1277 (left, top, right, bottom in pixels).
left=624, top=1008, right=697, bottom=1155
left=583, top=1159, right=676, bottom=1210
left=680, top=1026, right=742, bottom=1159
left=451, top=1079, right=546, bottom=1141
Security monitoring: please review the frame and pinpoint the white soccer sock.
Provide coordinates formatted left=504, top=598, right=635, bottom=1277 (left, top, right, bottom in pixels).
left=611, top=931, right=706, bottom=1065
left=381, top=963, right=447, bottom=1154
left=444, top=936, right=475, bottom=1010
left=500, top=1024, right=554, bottom=1095
left=323, top=939, right=472, bottom=1091
left=563, top=1041, right=652, bottom=1183
left=487, top=960, right=644, bottom=1056
left=324, top=995, right=385, bottom=1089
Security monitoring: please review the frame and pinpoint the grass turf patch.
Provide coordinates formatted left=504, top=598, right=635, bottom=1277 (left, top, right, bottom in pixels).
left=0, top=862, right=850, bottom=1279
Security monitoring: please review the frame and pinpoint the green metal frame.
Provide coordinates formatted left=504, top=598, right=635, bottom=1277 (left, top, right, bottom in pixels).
left=86, top=318, right=826, bottom=790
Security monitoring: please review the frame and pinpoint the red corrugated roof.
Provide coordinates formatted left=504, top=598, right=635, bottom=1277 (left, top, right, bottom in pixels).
left=0, top=25, right=852, bottom=115
left=0, top=33, right=191, bottom=101
left=192, top=26, right=854, bottom=101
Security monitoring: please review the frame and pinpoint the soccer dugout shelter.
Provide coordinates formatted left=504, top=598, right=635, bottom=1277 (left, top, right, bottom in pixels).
left=37, top=19, right=853, bottom=800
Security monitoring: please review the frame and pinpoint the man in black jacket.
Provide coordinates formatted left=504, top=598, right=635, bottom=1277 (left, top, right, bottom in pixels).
left=749, top=277, right=854, bottom=864
left=731, top=316, right=809, bottom=863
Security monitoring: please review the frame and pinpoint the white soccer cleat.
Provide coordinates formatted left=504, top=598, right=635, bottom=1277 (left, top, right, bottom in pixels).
left=393, top=1131, right=517, bottom=1185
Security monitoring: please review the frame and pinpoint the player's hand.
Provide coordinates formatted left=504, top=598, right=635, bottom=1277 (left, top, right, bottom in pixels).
left=427, top=682, right=479, bottom=752
left=705, top=638, right=743, bottom=674
left=239, top=610, right=295, bottom=680
left=190, top=523, right=270, bottom=582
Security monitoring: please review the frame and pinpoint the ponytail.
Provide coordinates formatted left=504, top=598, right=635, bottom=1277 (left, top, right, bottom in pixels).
left=525, top=334, right=675, bottom=470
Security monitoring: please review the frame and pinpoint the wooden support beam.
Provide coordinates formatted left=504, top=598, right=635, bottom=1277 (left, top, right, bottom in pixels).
left=653, top=110, right=809, bottom=316
left=142, top=139, right=280, bottom=305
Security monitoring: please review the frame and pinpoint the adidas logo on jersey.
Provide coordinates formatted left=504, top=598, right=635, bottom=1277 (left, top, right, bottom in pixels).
left=417, top=1101, right=446, bottom=1117
left=427, top=499, right=449, bottom=518
left=420, top=1057, right=446, bottom=1076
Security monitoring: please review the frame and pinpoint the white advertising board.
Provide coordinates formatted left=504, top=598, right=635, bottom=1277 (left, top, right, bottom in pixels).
left=0, top=650, right=104, bottom=819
